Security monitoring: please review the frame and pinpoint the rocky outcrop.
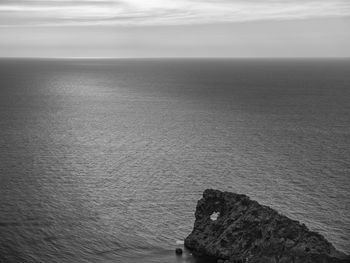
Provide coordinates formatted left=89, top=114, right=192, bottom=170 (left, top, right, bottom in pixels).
left=185, top=189, right=349, bottom=263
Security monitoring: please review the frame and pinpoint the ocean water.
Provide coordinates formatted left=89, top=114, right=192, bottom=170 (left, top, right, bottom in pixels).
left=0, top=58, right=349, bottom=262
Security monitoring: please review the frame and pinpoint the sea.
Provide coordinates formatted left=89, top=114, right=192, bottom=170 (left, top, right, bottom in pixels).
left=0, top=58, right=349, bottom=263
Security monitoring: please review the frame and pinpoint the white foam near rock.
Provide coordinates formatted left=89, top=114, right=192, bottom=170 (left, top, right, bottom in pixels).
left=176, top=240, right=184, bottom=245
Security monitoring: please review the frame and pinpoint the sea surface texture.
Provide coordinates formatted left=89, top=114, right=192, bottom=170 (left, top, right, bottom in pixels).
left=0, top=59, right=349, bottom=262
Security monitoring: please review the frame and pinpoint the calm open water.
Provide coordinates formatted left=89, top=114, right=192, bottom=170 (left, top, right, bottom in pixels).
left=0, top=59, right=349, bottom=262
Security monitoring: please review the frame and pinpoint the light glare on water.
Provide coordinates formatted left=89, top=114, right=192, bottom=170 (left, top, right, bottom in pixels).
left=0, top=59, right=349, bottom=262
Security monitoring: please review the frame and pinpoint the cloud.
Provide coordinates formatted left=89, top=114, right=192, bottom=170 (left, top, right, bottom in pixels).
left=0, top=0, right=349, bottom=26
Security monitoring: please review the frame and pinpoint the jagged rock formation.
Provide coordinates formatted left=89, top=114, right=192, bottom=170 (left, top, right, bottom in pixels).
left=185, top=189, right=349, bottom=263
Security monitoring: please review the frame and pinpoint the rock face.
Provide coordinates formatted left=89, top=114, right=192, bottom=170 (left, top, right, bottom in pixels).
left=185, top=189, right=349, bottom=263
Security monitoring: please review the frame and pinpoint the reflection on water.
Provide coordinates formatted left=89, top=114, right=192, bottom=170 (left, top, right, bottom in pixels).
left=0, top=59, right=349, bottom=262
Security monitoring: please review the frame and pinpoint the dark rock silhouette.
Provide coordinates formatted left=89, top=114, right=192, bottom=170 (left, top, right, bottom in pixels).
left=175, top=248, right=183, bottom=255
left=185, top=189, right=349, bottom=263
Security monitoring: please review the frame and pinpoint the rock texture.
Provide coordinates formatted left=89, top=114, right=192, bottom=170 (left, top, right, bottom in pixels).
left=185, top=189, right=349, bottom=263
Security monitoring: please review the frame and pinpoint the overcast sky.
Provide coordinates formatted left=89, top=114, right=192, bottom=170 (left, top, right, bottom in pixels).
left=0, top=0, right=349, bottom=57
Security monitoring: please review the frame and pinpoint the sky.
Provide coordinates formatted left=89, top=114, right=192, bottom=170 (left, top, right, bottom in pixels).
left=0, top=0, right=349, bottom=58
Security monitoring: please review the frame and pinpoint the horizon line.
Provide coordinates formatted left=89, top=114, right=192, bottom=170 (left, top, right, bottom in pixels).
left=1, top=56, right=350, bottom=60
